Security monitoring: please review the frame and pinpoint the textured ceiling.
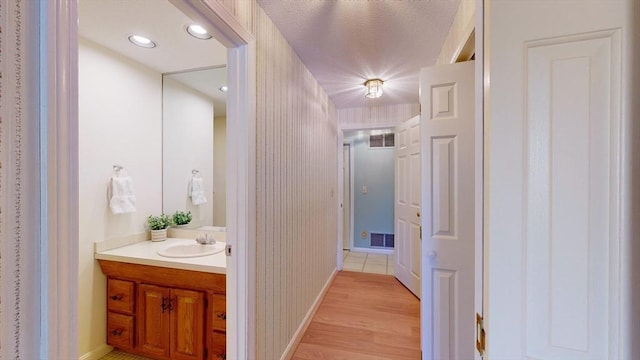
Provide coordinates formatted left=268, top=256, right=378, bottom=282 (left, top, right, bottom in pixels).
left=257, top=0, right=461, bottom=108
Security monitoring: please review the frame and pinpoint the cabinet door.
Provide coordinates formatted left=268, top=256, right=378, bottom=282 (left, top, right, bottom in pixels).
left=138, top=284, right=171, bottom=358
left=171, top=289, right=204, bottom=360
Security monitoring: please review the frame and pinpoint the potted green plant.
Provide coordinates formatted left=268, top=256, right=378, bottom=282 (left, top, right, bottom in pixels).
left=172, top=210, right=192, bottom=227
left=147, top=213, right=172, bottom=241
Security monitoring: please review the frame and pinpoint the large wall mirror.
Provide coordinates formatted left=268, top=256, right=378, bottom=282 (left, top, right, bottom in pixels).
left=78, top=0, right=228, bottom=231
left=162, top=66, right=227, bottom=228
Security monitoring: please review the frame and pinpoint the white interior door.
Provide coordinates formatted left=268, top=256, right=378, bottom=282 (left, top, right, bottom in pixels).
left=420, top=61, right=475, bottom=360
left=487, top=0, right=630, bottom=358
left=394, top=115, right=421, bottom=297
left=342, top=144, right=351, bottom=250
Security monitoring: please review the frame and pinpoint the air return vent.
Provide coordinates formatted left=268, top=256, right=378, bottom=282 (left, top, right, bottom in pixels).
left=370, top=233, right=394, bottom=248
left=369, top=133, right=395, bottom=148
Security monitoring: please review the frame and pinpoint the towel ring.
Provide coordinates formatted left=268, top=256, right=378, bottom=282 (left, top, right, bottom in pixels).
left=192, top=169, right=199, bottom=175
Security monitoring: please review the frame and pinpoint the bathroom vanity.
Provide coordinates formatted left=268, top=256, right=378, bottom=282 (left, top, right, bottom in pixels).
left=96, top=238, right=226, bottom=360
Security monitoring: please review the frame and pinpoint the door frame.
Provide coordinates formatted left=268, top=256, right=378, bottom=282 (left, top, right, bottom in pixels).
left=342, top=142, right=355, bottom=251
left=43, top=0, right=257, bottom=358
left=336, top=122, right=406, bottom=271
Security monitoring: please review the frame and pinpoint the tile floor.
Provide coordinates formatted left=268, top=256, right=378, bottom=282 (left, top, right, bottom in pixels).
left=99, top=350, right=151, bottom=360
left=342, top=250, right=395, bottom=275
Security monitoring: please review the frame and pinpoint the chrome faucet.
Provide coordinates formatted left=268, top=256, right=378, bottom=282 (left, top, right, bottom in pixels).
left=195, top=233, right=216, bottom=245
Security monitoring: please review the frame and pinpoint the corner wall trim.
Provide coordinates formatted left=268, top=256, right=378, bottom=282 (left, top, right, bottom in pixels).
left=279, top=268, right=338, bottom=360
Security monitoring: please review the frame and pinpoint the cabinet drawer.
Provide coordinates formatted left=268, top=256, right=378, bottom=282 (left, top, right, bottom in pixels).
left=108, top=279, right=135, bottom=314
left=210, top=331, right=226, bottom=360
left=107, top=312, right=135, bottom=349
left=210, top=295, right=226, bottom=331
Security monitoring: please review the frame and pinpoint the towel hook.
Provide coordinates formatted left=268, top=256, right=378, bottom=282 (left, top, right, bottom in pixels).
left=192, top=169, right=199, bottom=175
left=113, top=164, right=124, bottom=172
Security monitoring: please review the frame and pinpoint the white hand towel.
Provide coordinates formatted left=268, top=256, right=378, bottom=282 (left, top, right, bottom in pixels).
left=109, top=175, right=137, bottom=214
left=190, top=176, right=207, bottom=205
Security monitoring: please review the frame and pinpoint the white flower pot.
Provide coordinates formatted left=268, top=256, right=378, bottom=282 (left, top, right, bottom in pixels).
left=150, top=228, right=167, bottom=242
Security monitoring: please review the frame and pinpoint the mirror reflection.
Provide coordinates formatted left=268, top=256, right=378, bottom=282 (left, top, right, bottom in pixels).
left=162, top=66, right=227, bottom=228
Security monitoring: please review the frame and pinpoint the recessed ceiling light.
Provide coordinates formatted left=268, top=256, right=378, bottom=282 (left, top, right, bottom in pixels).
left=128, top=35, right=156, bottom=48
left=187, top=24, right=212, bottom=40
left=219, top=85, right=228, bottom=93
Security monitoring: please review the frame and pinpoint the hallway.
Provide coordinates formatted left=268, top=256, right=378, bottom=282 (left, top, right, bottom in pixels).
left=292, top=271, right=420, bottom=359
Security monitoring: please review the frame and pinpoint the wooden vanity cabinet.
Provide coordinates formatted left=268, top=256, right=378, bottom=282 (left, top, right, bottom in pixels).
left=99, top=260, right=226, bottom=360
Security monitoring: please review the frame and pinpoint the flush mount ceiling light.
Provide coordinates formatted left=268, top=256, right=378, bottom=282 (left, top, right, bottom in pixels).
left=187, top=24, right=213, bottom=40
left=364, top=78, right=384, bottom=99
left=128, top=35, right=156, bottom=48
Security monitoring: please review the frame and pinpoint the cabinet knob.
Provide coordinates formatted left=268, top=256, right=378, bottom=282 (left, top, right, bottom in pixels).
left=110, top=294, right=123, bottom=301
left=111, top=328, right=123, bottom=336
left=216, top=312, right=227, bottom=320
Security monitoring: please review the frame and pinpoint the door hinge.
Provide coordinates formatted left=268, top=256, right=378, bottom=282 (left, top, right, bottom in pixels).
left=225, top=244, right=232, bottom=256
left=476, top=313, right=486, bottom=356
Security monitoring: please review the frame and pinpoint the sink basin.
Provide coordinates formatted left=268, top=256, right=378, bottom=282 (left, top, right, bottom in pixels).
left=157, top=242, right=225, bottom=258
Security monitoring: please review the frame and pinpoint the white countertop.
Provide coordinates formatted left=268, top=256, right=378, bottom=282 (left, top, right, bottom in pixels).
left=95, top=237, right=226, bottom=274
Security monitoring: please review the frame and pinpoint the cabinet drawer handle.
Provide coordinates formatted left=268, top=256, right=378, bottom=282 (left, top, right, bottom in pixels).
left=216, top=312, right=226, bottom=320
left=110, top=295, right=124, bottom=301
left=111, top=328, right=124, bottom=336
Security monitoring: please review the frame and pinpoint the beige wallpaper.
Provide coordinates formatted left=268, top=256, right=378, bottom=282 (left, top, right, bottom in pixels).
left=217, top=1, right=339, bottom=358
left=337, top=103, right=421, bottom=129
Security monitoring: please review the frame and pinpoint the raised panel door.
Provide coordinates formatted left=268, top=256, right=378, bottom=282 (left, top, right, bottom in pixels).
left=170, top=288, right=204, bottom=360
left=138, top=284, right=171, bottom=358
left=420, top=61, right=475, bottom=360
left=394, top=115, right=421, bottom=297
left=488, top=1, right=627, bottom=358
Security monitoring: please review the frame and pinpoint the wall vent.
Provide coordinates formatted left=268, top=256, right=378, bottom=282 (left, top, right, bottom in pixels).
left=369, top=133, right=395, bottom=148
left=370, top=233, right=394, bottom=248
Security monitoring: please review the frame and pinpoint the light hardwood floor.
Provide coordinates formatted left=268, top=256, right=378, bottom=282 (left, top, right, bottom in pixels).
left=292, top=271, right=421, bottom=359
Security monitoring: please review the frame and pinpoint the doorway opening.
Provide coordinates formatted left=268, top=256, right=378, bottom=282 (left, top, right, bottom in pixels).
left=67, top=0, right=255, bottom=359
left=340, top=128, right=396, bottom=276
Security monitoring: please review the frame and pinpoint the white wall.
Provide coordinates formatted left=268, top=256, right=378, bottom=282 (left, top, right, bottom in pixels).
left=78, top=38, right=163, bottom=357
left=213, top=116, right=227, bottom=226
left=162, top=77, right=214, bottom=226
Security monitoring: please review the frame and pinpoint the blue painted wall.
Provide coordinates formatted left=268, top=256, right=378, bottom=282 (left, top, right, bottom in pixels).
left=352, top=138, right=394, bottom=248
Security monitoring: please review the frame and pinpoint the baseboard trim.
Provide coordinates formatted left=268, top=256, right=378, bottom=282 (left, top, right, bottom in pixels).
left=350, top=247, right=394, bottom=255
left=79, top=343, right=113, bottom=360
left=279, top=268, right=338, bottom=360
